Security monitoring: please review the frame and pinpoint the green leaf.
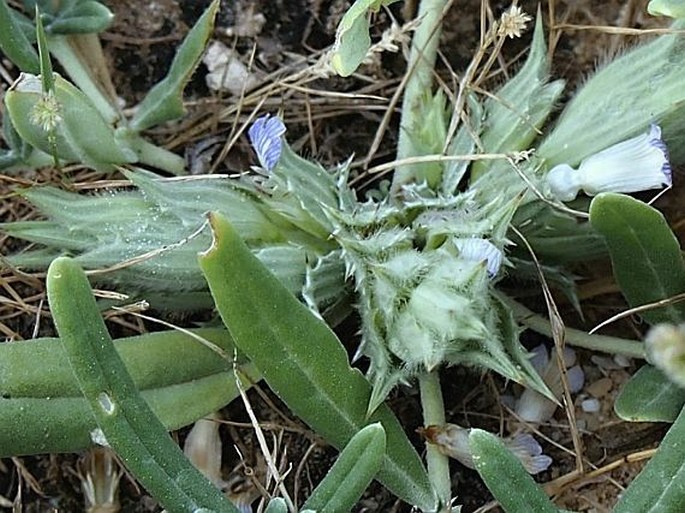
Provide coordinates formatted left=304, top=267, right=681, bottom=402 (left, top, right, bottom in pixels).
left=0, top=0, right=39, bottom=72
left=469, top=429, right=557, bottom=513
left=589, top=193, right=685, bottom=325
left=330, top=0, right=400, bottom=77
left=648, top=0, right=685, bottom=18
left=471, top=13, right=564, bottom=180
left=615, top=365, right=685, bottom=422
left=263, top=498, right=288, bottom=513
left=613, top=405, right=685, bottom=512
left=46, top=256, right=240, bottom=513
left=5, top=73, right=136, bottom=169
left=130, top=0, right=218, bottom=131
left=198, top=212, right=437, bottom=512
left=303, top=423, right=386, bottom=512
left=43, top=1, right=113, bottom=34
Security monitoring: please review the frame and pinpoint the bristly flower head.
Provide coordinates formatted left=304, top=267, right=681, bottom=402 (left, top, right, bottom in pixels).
left=248, top=114, right=286, bottom=173
left=547, top=124, right=671, bottom=201
left=498, top=5, right=533, bottom=39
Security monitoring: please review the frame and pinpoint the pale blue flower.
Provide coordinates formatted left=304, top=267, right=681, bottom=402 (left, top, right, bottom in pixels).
left=248, top=114, right=286, bottom=172
left=421, top=424, right=552, bottom=474
left=453, top=238, right=503, bottom=278
left=547, top=124, right=671, bottom=201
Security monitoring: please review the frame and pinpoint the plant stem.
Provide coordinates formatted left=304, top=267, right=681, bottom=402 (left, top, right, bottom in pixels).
left=503, top=296, right=646, bottom=359
left=124, top=134, right=187, bottom=175
left=419, top=370, right=452, bottom=511
left=391, top=0, right=450, bottom=194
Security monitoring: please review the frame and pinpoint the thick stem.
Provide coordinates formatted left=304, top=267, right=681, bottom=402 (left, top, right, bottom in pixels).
left=391, top=0, right=450, bottom=194
left=419, top=370, right=452, bottom=511
left=128, top=135, right=187, bottom=175
left=504, top=296, right=646, bottom=359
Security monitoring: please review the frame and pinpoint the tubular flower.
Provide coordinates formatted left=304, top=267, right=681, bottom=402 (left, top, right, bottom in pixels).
left=546, top=124, right=671, bottom=201
left=453, top=238, right=504, bottom=278
left=420, top=424, right=552, bottom=474
left=248, top=114, right=286, bottom=173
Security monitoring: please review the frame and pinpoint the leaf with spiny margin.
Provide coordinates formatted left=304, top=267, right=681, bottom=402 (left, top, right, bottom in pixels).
left=130, top=0, right=218, bottom=131
left=199, top=212, right=437, bottom=512
left=471, top=12, right=564, bottom=180
left=615, top=365, right=685, bottom=423
left=589, top=193, right=685, bottom=325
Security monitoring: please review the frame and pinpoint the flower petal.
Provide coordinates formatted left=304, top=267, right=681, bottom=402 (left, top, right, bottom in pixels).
left=248, top=114, right=286, bottom=172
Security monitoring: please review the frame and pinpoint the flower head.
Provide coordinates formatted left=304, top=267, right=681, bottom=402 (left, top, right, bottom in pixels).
left=498, top=5, right=533, bottom=39
left=248, top=114, right=286, bottom=173
left=646, top=323, right=685, bottom=387
left=547, top=124, right=671, bottom=201
left=453, top=238, right=503, bottom=278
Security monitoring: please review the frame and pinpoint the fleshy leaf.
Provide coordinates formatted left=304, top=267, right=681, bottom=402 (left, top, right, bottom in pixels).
left=5, top=72, right=136, bottom=169
left=303, top=423, right=385, bottom=512
left=615, top=365, right=685, bottom=423
left=589, top=193, right=685, bottom=325
left=198, top=212, right=437, bottom=512
left=46, top=257, right=240, bottom=512
left=613, top=404, right=685, bottom=512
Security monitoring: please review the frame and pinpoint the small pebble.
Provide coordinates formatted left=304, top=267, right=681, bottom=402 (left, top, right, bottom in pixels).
left=581, top=398, right=601, bottom=413
left=586, top=377, right=613, bottom=398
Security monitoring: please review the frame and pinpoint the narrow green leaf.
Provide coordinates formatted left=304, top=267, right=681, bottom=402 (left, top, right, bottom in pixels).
left=35, top=6, right=54, bottom=93
left=329, top=0, right=400, bottom=77
left=0, top=372, right=250, bottom=457
left=130, top=0, right=218, bottom=131
left=615, top=365, right=685, bottom=422
left=471, top=13, right=564, bottom=180
left=469, top=429, right=557, bottom=513
left=303, top=423, right=385, bottom=512
left=0, top=0, right=39, bottom=72
left=198, top=213, right=437, bottom=512
left=44, top=1, right=113, bottom=34
left=47, top=256, right=239, bottom=513
left=589, top=193, right=685, bottom=325
left=614, top=405, right=685, bottom=512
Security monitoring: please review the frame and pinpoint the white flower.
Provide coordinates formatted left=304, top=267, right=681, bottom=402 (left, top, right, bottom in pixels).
left=248, top=114, right=286, bottom=172
left=547, top=124, right=671, bottom=201
left=453, top=238, right=503, bottom=278
left=420, top=423, right=552, bottom=474
left=498, top=5, right=533, bottom=39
